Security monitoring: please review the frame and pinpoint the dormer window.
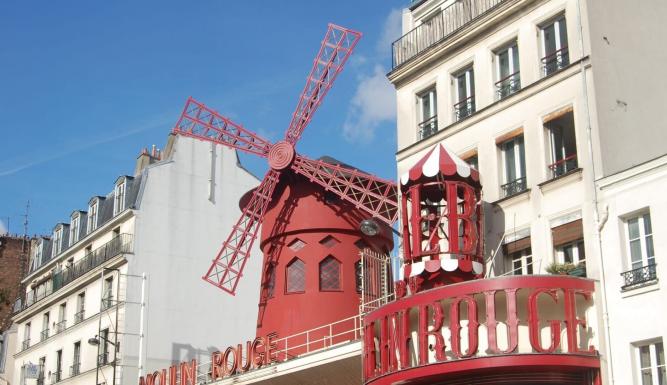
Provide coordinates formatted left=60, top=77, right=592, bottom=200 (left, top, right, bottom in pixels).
left=70, top=213, right=80, bottom=245
left=88, top=200, right=99, bottom=233
left=114, top=179, right=126, bottom=216
left=52, top=227, right=63, bottom=257
left=31, top=241, right=44, bottom=271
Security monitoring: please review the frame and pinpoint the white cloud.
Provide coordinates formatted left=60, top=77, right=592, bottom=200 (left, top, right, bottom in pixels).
left=342, top=65, right=396, bottom=143
left=0, top=219, right=7, bottom=235
left=376, top=9, right=403, bottom=56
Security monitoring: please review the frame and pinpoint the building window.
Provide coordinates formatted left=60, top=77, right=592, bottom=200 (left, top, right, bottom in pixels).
left=464, top=154, right=478, bottom=170
left=495, top=40, right=521, bottom=99
left=453, top=66, right=475, bottom=120
left=54, top=349, right=62, bottom=382
left=546, top=110, right=577, bottom=178
left=499, top=135, right=527, bottom=198
left=56, top=303, right=66, bottom=333
left=88, top=200, right=98, bottom=233
left=503, top=235, right=532, bottom=275
left=38, top=356, right=46, bottom=385
left=52, top=227, right=63, bottom=257
left=102, top=276, right=114, bottom=310
left=319, top=256, right=341, bottom=291
left=22, top=323, right=30, bottom=351
left=355, top=260, right=362, bottom=294
left=417, top=87, right=437, bottom=139
left=636, top=341, right=666, bottom=385
left=75, top=292, right=85, bottom=324
left=70, top=214, right=80, bottom=245
left=99, top=328, right=110, bottom=365
left=114, top=180, right=126, bottom=215
left=31, top=242, right=44, bottom=272
left=286, top=258, right=306, bottom=293
left=622, top=213, right=657, bottom=289
left=41, top=312, right=50, bottom=342
left=71, top=341, right=81, bottom=376
left=540, top=14, right=569, bottom=76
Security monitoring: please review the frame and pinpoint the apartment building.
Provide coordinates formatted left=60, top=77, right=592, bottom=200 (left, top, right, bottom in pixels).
left=389, top=0, right=667, bottom=384
left=11, top=134, right=262, bottom=385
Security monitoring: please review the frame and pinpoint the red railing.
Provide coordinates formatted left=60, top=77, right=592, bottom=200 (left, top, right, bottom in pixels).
left=548, top=154, right=578, bottom=178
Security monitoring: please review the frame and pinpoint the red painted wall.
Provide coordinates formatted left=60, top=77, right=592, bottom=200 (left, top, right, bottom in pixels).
left=255, top=172, right=392, bottom=346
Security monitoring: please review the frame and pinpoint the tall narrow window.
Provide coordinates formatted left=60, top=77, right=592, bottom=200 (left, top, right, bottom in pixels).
left=41, top=313, right=49, bottom=342
left=38, top=356, right=46, bottom=384
left=51, top=227, right=63, bottom=257
left=56, top=303, right=66, bottom=333
left=355, top=260, right=363, bottom=294
left=99, top=328, right=110, bottom=365
left=75, top=292, right=85, bottom=324
left=114, top=180, right=126, bottom=215
left=31, top=241, right=44, bottom=272
left=55, top=349, right=62, bottom=382
left=622, top=213, right=657, bottom=288
left=500, top=135, right=527, bottom=197
left=102, top=277, right=114, bottom=310
left=417, top=87, right=437, bottom=139
left=69, top=214, right=80, bottom=245
left=88, top=200, right=99, bottom=233
left=286, top=258, right=306, bottom=293
left=464, top=154, right=478, bottom=170
left=541, top=14, right=569, bottom=76
left=22, top=323, right=30, bottom=350
left=453, top=66, right=475, bottom=120
left=551, top=218, right=585, bottom=276
left=636, top=341, right=666, bottom=385
left=71, top=342, right=81, bottom=376
left=495, top=41, right=521, bottom=99
left=319, top=256, right=341, bottom=291
left=546, top=110, right=577, bottom=178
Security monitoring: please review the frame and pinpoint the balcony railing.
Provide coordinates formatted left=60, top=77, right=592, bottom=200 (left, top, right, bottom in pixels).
left=392, top=0, right=508, bottom=68
left=40, top=328, right=49, bottom=342
left=55, top=320, right=66, bottom=334
left=98, top=352, right=110, bottom=366
left=21, top=338, right=30, bottom=351
left=51, top=370, right=62, bottom=384
left=621, top=264, right=658, bottom=289
left=70, top=362, right=81, bottom=376
left=418, top=115, right=438, bottom=139
left=101, top=296, right=114, bottom=311
left=74, top=309, right=85, bottom=324
left=548, top=154, right=578, bottom=178
left=501, top=176, right=527, bottom=198
left=454, top=96, right=475, bottom=121
left=541, top=46, right=570, bottom=76
left=496, top=72, right=521, bottom=99
left=14, top=233, right=132, bottom=314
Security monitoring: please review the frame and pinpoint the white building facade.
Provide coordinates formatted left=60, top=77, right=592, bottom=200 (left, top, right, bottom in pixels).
left=12, top=134, right=262, bottom=385
left=390, top=0, right=667, bottom=384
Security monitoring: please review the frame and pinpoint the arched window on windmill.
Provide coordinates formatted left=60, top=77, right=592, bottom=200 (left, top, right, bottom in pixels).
left=399, top=144, right=484, bottom=292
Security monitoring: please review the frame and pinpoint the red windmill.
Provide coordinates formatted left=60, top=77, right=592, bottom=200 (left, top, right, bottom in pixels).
left=171, top=24, right=398, bottom=338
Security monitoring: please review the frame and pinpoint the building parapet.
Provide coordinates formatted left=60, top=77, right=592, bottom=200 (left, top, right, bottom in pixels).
left=13, top=234, right=133, bottom=315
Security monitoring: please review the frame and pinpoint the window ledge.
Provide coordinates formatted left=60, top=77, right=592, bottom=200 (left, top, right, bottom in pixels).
left=538, top=168, right=583, bottom=193
left=492, top=188, right=531, bottom=206
left=621, top=279, right=659, bottom=298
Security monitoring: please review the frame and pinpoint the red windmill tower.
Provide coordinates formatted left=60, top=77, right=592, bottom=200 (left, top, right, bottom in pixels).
left=171, top=24, right=398, bottom=340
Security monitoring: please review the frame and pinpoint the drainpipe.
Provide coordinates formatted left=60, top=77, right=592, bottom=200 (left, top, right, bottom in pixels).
left=574, top=0, right=615, bottom=384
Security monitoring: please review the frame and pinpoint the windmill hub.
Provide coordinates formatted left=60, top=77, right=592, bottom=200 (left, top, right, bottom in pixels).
left=268, top=140, right=295, bottom=170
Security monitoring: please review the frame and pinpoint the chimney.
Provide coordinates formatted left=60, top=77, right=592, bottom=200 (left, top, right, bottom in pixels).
left=134, top=146, right=161, bottom=176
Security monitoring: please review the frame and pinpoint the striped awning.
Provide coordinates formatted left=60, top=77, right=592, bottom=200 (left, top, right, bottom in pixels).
left=404, top=257, right=484, bottom=278
left=400, top=144, right=480, bottom=188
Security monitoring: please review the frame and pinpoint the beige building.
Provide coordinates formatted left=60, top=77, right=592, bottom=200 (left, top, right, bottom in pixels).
left=389, top=0, right=667, bottom=384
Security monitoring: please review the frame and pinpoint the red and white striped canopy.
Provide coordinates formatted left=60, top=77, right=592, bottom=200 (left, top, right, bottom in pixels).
left=400, top=143, right=480, bottom=188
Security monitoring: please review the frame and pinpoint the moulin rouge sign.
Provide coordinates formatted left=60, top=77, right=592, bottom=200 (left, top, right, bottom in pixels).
left=362, top=276, right=599, bottom=382
left=139, top=333, right=280, bottom=385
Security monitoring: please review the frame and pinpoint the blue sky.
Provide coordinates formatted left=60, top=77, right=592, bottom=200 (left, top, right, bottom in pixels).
left=0, top=1, right=406, bottom=236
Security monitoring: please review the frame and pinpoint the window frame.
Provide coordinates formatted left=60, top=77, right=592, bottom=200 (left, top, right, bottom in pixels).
left=52, top=227, right=63, bottom=258
left=494, top=39, right=521, bottom=99
left=539, top=13, right=569, bottom=76
left=625, top=212, right=655, bottom=271
left=635, top=340, right=666, bottom=385
left=452, top=65, right=475, bottom=120
left=70, top=214, right=80, bottom=245
left=508, top=248, right=533, bottom=275
left=88, top=200, right=99, bottom=233
left=285, top=257, right=306, bottom=294
left=319, top=255, right=342, bottom=292
left=555, top=239, right=585, bottom=265
left=416, top=86, right=438, bottom=139
left=114, top=179, right=126, bottom=216
left=499, top=135, right=527, bottom=197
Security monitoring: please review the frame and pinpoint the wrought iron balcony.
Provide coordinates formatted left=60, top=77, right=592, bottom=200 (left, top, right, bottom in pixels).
left=548, top=154, right=578, bottom=179
left=393, top=0, right=508, bottom=69
left=541, top=47, right=570, bottom=76
left=74, top=309, right=85, bottom=324
left=40, top=328, right=49, bottom=342
left=70, top=362, right=81, bottom=376
left=101, top=295, right=114, bottom=310
left=496, top=72, right=521, bottom=99
left=418, top=115, right=438, bottom=139
left=14, top=233, right=132, bottom=314
left=500, top=177, right=527, bottom=198
left=98, top=352, right=110, bottom=366
left=21, top=338, right=30, bottom=351
left=51, top=370, right=62, bottom=383
left=621, top=264, right=657, bottom=289
left=454, top=96, right=475, bottom=121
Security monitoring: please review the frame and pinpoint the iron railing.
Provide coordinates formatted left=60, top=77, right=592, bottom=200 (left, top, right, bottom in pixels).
left=74, top=309, right=85, bottom=324
left=392, top=0, right=508, bottom=68
left=501, top=176, right=527, bottom=198
left=418, top=115, right=438, bottom=139
left=21, top=339, right=30, bottom=351
left=541, top=46, right=570, bottom=76
left=40, top=329, right=49, bottom=342
left=496, top=72, right=521, bottom=99
left=621, top=264, right=657, bottom=289
left=98, top=352, right=110, bottom=366
left=70, top=362, right=80, bottom=376
left=454, top=96, right=475, bottom=120
left=51, top=370, right=62, bottom=383
left=14, top=234, right=132, bottom=314
left=101, top=295, right=114, bottom=311
left=548, top=154, right=578, bottom=178
left=54, top=320, right=66, bottom=334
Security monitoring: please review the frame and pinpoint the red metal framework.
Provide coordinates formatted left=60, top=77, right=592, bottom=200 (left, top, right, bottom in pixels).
left=172, top=24, right=399, bottom=295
